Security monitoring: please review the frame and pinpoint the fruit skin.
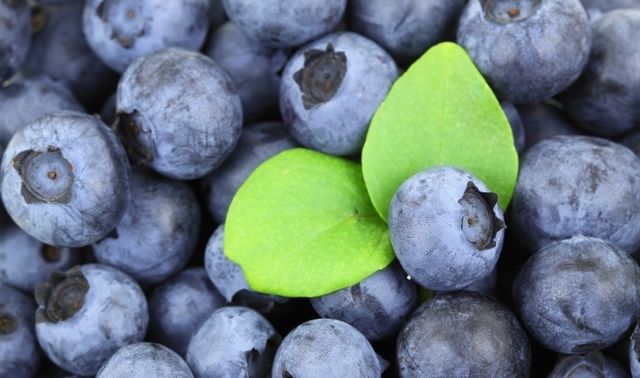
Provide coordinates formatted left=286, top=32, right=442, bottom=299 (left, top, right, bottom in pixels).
left=82, top=0, right=210, bottom=72
left=516, top=102, right=580, bottom=151
left=580, top=0, right=640, bottom=19
left=35, top=264, right=148, bottom=376
left=622, top=132, right=640, bottom=157
left=201, top=122, right=297, bottom=223
left=97, top=342, right=194, bottom=378
left=24, top=1, right=117, bottom=109
left=389, top=166, right=505, bottom=291
left=510, top=136, right=640, bottom=254
left=397, top=291, right=530, bottom=377
left=349, top=0, right=466, bottom=65
left=0, top=74, right=84, bottom=146
left=630, top=321, right=640, bottom=376
left=547, top=351, right=628, bottom=378
left=205, top=22, right=288, bottom=123
left=310, top=262, right=417, bottom=341
left=0, top=111, right=130, bottom=247
left=116, top=48, right=242, bottom=180
left=148, top=268, right=226, bottom=357
left=512, top=236, right=640, bottom=354
left=222, top=0, right=346, bottom=48
left=0, top=284, right=41, bottom=378
left=560, top=9, right=640, bottom=137
left=502, top=101, right=526, bottom=154
left=0, top=224, right=77, bottom=293
left=457, top=0, right=591, bottom=103
left=0, top=0, right=30, bottom=82
left=271, top=318, right=381, bottom=378
left=93, top=168, right=201, bottom=285
left=280, top=31, right=398, bottom=156
left=186, top=306, right=280, bottom=378
left=204, top=225, right=285, bottom=313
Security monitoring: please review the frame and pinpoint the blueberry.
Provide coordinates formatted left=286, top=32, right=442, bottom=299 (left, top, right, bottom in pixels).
left=222, top=0, right=346, bottom=48
left=310, top=262, right=417, bottom=341
left=349, top=0, right=466, bottom=65
left=397, top=291, right=530, bottom=377
left=97, top=342, right=193, bottom=378
left=1, top=111, right=131, bottom=247
left=186, top=306, right=280, bottom=378
left=83, top=0, right=210, bottom=72
left=24, top=1, right=117, bottom=109
left=502, top=101, right=526, bottom=154
left=208, top=0, right=226, bottom=31
left=205, top=22, right=289, bottom=123
left=116, top=48, right=242, bottom=180
left=560, top=9, right=640, bottom=136
left=459, top=266, right=498, bottom=296
left=389, top=166, right=505, bottom=291
left=457, top=0, right=591, bottom=103
left=0, top=223, right=78, bottom=293
left=622, top=131, right=640, bottom=157
left=280, top=32, right=398, bottom=155
left=0, top=74, right=84, bottom=146
left=148, top=268, right=226, bottom=357
left=34, top=264, right=148, bottom=376
left=0, top=284, right=41, bottom=378
left=204, top=225, right=286, bottom=313
left=548, top=351, right=628, bottom=378
left=580, top=0, right=640, bottom=20
left=93, top=168, right=201, bottom=285
left=0, top=0, right=30, bottom=82
left=510, top=136, right=640, bottom=254
left=516, top=102, right=580, bottom=150
left=272, top=318, right=381, bottom=378
left=200, top=122, right=297, bottom=223
left=512, top=236, right=640, bottom=354
left=630, top=321, right=640, bottom=376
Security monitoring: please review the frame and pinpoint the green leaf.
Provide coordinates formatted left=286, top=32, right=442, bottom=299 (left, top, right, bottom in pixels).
left=224, top=148, right=395, bottom=297
left=362, top=42, right=519, bottom=221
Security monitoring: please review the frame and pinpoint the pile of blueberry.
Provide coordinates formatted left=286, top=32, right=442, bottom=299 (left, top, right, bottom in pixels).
left=1, top=0, right=640, bottom=377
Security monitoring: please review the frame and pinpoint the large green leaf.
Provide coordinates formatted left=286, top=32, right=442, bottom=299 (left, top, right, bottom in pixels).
left=224, top=148, right=394, bottom=297
left=362, top=42, right=519, bottom=221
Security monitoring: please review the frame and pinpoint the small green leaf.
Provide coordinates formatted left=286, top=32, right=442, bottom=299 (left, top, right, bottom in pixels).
left=224, top=148, right=394, bottom=297
left=362, top=42, right=519, bottom=221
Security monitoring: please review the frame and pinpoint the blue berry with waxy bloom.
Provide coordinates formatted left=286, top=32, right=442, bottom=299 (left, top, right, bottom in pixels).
left=93, top=168, right=201, bottom=285
left=580, top=0, right=640, bottom=19
left=548, top=351, right=628, bottom=378
left=272, top=318, right=381, bottom=378
left=502, top=101, right=526, bottom=154
left=0, top=0, right=30, bottom=82
left=0, top=74, right=84, bottom=146
left=560, top=9, right=640, bottom=137
left=0, top=284, right=41, bottom=378
left=116, top=48, right=242, bottom=180
left=97, top=342, right=193, bottom=378
left=517, top=102, right=580, bottom=151
left=397, top=291, right=531, bottom=377
left=205, top=225, right=286, bottom=313
left=280, top=32, right=398, bottom=156
left=0, top=111, right=130, bottom=247
left=0, top=223, right=78, bottom=293
left=83, top=0, right=210, bottom=72
left=457, top=0, right=591, bottom=103
left=510, top=136, right=640, bottom=254
left=34, top=264, right=148, bottom=376
left=24, top=1, right=117, bottom=109
left=148, top=268, right=226, bottom=357
left=630, top=321, right=640, bottom=376
left=350, top=0, right=466, bottom=65
left=310, top=261, right=417, bottom=341
left=206, top=22, right=288, bottom=123
left=186, top=306, right=280, bottom=378
left=512, top=236, right=640, bottom=354
left=222, top=0, right=346, bottom=48
left=389, top=166, right=505, bottom=291
left=201, top=122, right=297, bottom=223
